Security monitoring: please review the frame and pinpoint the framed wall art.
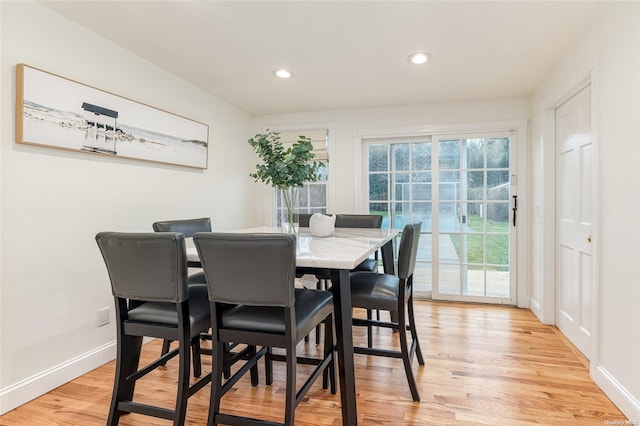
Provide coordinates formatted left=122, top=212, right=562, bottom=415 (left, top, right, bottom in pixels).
left=15, top=64, right=209, bottom=169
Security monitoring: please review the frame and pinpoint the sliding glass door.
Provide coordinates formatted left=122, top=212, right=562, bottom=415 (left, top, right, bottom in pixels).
left=365, top=133, right=516, bottom=304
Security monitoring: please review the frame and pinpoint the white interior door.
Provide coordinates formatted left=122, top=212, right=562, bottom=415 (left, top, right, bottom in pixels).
left=555, top=84, right=593, bottom=358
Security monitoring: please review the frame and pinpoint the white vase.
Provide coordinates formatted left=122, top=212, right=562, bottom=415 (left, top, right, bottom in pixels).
left=280, top=186, right=300, bottom=234
left=309, top=213, right=335, bottom=237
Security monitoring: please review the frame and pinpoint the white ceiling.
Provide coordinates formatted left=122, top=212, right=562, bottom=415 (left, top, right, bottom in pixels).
left=41, top=1, right=604, bottom=116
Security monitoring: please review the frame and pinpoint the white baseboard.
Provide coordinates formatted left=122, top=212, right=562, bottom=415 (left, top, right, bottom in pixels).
left=593, top=363, right=640, bottom=422
left=0, top=341, right=116, bottom=415
left=529, top=297, right=543, bottom=321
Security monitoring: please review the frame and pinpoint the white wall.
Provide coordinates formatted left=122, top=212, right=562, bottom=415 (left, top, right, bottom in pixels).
left=530, top=2, right=640, bottom=420
left=0, top=1, right=255, bottom=413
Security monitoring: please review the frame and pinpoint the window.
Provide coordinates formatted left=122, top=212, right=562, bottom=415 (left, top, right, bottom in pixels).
left=274, top=128, right=329, bottom=224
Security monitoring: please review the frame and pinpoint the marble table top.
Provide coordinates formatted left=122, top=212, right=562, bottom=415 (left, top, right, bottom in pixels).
left=186, top=226, right=398, bottom=270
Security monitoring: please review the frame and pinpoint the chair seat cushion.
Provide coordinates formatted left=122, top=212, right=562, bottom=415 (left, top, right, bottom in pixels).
left=349, top=271, right=399, bottom=312
left=352, top=258, right=378, bottom=273
left=126, top=283, right=210, bottom=338
left=221, top=288, right=333, bottom=341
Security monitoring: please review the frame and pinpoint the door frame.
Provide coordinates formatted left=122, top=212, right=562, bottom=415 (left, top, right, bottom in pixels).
left=353, top=119, right=530, bottom=308
left=539, top=69, right=600, bottom=369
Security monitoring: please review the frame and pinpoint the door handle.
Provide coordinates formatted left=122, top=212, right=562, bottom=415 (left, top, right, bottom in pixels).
left=512, top=195, right=518, bottom=226
left=587, top=235, right=592, bottom=243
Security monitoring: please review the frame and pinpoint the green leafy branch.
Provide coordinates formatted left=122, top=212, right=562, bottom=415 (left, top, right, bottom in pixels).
left=248, top=130, right=324, bottom=189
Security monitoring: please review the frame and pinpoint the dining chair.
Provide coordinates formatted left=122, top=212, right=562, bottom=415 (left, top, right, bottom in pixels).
left=298, top=213, right=312, bottom=228
left=152, top=218, right=254, bottom=382
left=95, top=232, right=211, bottom=425
left=152, top=217, right=211, bottom=283
left=349, top=221, right=425, bottom=401
left=299, top=213, right=384, bottom=344
left=152, top=218, right=211, bottom=365
left=335, top=214, right=384, bottom=272
left=193, top=232, right=337, bottom=426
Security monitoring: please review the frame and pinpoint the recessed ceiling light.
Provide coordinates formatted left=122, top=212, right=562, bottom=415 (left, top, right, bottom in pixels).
left=273, top=69, right=294, bottom=79
left=408, top=52, right=431, bottom=65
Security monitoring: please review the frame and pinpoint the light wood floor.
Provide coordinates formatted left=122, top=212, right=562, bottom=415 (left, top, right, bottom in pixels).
left=0, top=301, right=628, bottom=425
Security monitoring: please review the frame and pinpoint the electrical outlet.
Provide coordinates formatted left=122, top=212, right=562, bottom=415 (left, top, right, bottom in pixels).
left=97, top=307, right=110, bottom=327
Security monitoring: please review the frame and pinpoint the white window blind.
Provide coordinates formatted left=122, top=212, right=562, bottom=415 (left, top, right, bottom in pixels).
left=277, top=129, right=328, bottom=162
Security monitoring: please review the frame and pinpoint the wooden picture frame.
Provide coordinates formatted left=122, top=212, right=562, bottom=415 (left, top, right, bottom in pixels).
left=15, top=64, right=208, bottom=169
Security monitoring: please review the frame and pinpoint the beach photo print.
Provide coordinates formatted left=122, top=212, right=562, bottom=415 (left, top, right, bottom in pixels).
left=15, top=64, right=208, bottom=169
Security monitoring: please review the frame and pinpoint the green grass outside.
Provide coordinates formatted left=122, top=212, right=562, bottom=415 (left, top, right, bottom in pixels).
left=368, top=210, right=509, bottom=269
left=450, top=215, right=509, bottom=268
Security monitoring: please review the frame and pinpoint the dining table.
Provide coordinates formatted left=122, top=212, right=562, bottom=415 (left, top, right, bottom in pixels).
left=186, top=226, right=399, bottom=426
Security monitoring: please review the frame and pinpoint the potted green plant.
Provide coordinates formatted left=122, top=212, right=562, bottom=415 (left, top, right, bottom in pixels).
left=248, top=130, right=325, bottom=233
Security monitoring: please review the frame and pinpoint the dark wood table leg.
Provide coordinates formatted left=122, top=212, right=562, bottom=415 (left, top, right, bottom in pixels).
left=330, top=268, right=358, bottom=426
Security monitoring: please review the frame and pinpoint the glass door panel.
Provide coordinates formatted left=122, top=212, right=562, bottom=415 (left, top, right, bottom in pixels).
left=366, top=141, right=433, bottom=294
left=432, top=135, right=515, bottom=304
left=365, top=135, right=515, bottom=304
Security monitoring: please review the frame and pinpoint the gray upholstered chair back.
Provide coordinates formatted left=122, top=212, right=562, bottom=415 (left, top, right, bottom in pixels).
left=335, top=214, right=383, bottom=229
left=397, top=222, right=422, bottom=280
left=152, top=217, right=211, bottom=238
left=193, top=233, right=296, bottom=307
left=96, top=232, right=189, bottom=303
left=298, top=213, right=312, bottom=227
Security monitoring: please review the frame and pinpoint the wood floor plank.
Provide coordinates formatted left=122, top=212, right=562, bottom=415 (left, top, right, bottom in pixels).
left=0, top=301, right=629, bottom=425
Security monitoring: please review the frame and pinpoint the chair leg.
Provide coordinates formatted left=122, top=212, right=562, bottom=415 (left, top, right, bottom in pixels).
left=322, top=314, right=337, bottom=394
left=307, top=278, right=325, bottom=345
left=208, top=340, right=225, bottom=426
left=108, top=334, right=143, bottom=426
left=284, top=339, right=297, bottom=425
left=322, top=316, right=329, bottom=390
left=249, top=345, right=259, bottom=387
left=191, top=337, right=202, bottom=378
left=223, top=342, right=232, bottom=379
left=366, top=309, right=373, bottom=348
left=391, top=310, right=400, bottom=333
left=160, top=339, right=172, bottom=364
left=398, top=308, right=420, bottom=402
left=164, top=338, right=202, bottom=378
left=173, top=335, right=191, bottom=425
left=315, top=279, right=325, bottom=345
left=265, top=346, right=273, bottom=386
left=407, top=294, right=425, bottom=365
